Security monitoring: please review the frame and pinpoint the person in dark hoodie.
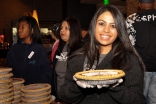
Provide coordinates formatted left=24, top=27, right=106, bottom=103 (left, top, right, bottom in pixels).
left=51, top=17, right=83, bottom=103
left=126, top=0, right=156, bottom=103
left=6, top=16, right=52, bottom=85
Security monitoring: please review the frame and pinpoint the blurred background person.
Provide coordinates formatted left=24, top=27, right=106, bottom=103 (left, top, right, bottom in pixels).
left=47, top=23, right=60, bottom=63
left=81, top=28, right=88, bottom=38
left=49, top=23, right=60, bottom=44
left=126, top=0, right=156, bottom=103
left=6, top=16, right=52, bottom=85
left=51, top=17, right=83, bottom=103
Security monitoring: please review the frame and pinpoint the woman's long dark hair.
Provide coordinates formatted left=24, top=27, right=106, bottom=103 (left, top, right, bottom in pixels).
left=58, top=17, right=82, bottom=55
left=17, top=16, right=42, bottom=44
left=72, top=5, right=145, bottom=70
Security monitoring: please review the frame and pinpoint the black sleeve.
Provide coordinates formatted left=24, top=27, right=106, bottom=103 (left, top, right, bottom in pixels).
left=35, top=47, right=52, bottom=85
left=107, top=55, right=146, bottom=104
left=59, top=55, right=85, bottom=103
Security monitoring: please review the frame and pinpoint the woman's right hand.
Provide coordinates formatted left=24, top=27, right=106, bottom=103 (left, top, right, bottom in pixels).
left=73, top=76, right=123, bottom=89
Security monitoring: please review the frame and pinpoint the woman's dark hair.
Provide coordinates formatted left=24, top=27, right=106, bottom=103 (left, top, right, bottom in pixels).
left=59, top=17, right=82, bottom=55
left=74, top=5, right=145, bottom=70
left=17, top=16, right=42, bottom=44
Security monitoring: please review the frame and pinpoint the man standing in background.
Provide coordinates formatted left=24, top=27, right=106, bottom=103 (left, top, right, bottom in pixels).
left=126, top=0, right=156, bottom=104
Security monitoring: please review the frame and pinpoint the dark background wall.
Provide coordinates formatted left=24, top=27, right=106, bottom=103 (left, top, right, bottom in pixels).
left=0, top=0, right=62, bottom=30
left=64, top=0, right=96, bottom=29
left=0, top=0, right=96, bottom=44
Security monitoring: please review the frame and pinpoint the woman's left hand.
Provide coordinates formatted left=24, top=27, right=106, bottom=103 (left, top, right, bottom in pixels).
left=73, top=76, right=123, bottom=89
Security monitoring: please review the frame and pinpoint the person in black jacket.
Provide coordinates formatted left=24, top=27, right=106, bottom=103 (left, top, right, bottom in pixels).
left=126, top=0, right=156, bottom=103
left=51, top=17, right=83, bottom=102
left=6, top=16, right=52, bottom=85
left=59, top=4, right=146, bottom=104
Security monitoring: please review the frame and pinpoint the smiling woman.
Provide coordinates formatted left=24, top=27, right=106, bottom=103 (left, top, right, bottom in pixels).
left=59, top=4, right=146, bottom=104
left=95, top=11, right=117, bottom=54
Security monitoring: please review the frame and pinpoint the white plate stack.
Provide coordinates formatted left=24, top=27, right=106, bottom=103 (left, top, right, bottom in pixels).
left=12, top=78, right=25, bottom=104
left=21, top=83, right=52, bottom=104
left=0, top=67, right=14, bottom=104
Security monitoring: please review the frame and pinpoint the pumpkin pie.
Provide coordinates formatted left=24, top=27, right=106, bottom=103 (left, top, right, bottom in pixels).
left=0, top=67, right=12, bottom=74
left=21, top=83, right=51, bottom=94
left=0, top=95, right=13, bottom=103
left=21, top=89, right=51, bottom=99
left=21, top=95, right=51, bottom=103
left=12, top=78, right=25, bottom=86
left=0, top=73, right=13, bottom=80
left=74, top=69, right=125, bottom=80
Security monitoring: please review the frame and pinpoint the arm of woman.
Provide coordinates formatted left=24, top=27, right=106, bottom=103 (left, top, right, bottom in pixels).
left=108, top=54, right=145, bottom=103
left=6, top=46, right=15, bottom=67
left=6, top=45, right=19, bottom=78
left=35, top=47, right=52, bottom=85
left=59, top=55, right=85, bottom=103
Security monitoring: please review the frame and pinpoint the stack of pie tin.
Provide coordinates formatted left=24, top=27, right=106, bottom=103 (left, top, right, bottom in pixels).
left=21, top=83, right=52, bottom=104
left=0, top=67, right=14, bottom=104
left=12, top=78, right=25, bottom=104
